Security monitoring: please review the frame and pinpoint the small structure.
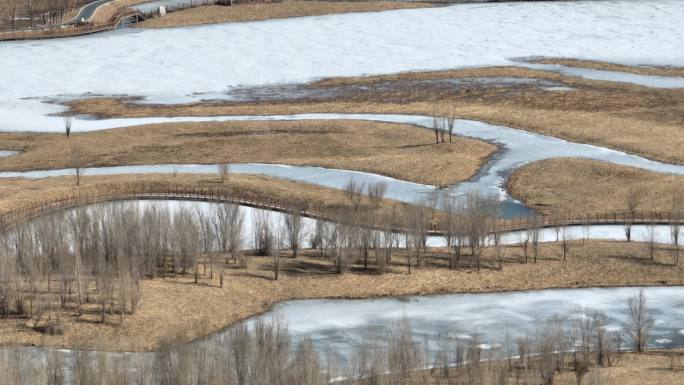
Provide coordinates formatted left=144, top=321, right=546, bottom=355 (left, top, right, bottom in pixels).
left=159, top=6, right=167, bottom=16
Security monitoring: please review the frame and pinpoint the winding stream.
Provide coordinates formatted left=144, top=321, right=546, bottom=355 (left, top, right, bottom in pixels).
left=3, top=113, right=683, bottom=217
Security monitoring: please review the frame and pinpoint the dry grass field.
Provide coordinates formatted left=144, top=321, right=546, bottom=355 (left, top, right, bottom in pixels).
left=0, top=119, right=495, bottom=186
left=64, top=65, right=684, bottom=165
left=0, top=172, right=415, bottom=217
left=136, top=1, right=433, bottom=29
left=508, top=158, right=684, bottom=215
left=554, top=351, right=684, bottom=385
left=0, top=238, right=681, bottom=351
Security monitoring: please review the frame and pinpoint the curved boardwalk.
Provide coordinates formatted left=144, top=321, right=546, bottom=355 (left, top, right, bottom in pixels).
left=0, top=182, right=679, bottom=236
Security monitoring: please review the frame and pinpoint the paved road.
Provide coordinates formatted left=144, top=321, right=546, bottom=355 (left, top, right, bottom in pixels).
left=63, top=0, right=116, bottom=25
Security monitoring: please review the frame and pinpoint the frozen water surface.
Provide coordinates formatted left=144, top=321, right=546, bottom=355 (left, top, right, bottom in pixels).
left=260, top=286, right=684, bottom=361
left=1, top=0, right=684, bottom=128
left=3, top=285, right=683, bottom=383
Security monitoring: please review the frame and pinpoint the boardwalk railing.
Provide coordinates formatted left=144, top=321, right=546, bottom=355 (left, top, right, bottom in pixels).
left=0, top=181, right=680, bottom=236
left=0, top=9, right=144, bottom=41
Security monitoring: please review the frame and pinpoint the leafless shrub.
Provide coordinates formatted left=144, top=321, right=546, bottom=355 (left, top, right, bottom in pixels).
left=645, top=222, right=657, bottom=261
left=367, top=181, right=388, bottom=209
left=344, top=178, right=365, bottom=208
left=624, top=187, right=645, bottom=242
left=626, top=289, right=653, bottom=352
left=284, top=209, right=305, bottom=258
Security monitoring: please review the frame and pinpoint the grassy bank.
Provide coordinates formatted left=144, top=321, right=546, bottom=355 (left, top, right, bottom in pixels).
left=0, top=119, right=496, bottom=186
left=508, top=158, right=684, bottom=215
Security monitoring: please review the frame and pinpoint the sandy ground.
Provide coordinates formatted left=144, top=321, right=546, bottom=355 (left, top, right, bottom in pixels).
left=65, top=65, right=684, bottom=165
left=0, top=239, right=681, bottom=351
left=136, top=1, right=434, bottom=28
left=508, top=158, right=684, bottom=215
left=0, top=119, right=495, bottom=186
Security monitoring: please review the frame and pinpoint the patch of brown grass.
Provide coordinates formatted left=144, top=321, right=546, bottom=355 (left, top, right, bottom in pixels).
left=508, top=158, right=684, bottom=215
left=136, top=1, right=433, bottom=29
left=0, top=239, right=681, bottom=351
left=0, top=172, right=412, bottom=217
left=0, top=119, right=495, bottom=186
left=555, top=351, right=684, bottom=385
left=533, top=57, right=684, bottom=78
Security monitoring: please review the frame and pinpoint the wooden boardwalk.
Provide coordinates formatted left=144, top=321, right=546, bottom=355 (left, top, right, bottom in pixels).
left=0, top=182, right=679, bottom=236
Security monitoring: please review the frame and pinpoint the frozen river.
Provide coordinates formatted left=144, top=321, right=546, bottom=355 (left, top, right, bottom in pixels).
left=0, top=0, right=683, bottom=131
left=3, top=285, right=683, bottom=384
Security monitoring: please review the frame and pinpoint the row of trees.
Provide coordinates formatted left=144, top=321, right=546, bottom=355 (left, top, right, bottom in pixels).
left=0, top=182, right=680, bottom=330
left=0, top=290, right=662, bottom=385
left=2, top=0, right=86, bottom=30
left=0, top=200, right=248, bottom=327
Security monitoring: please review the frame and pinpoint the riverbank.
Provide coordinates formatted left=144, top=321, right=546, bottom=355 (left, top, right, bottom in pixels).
left=64, top=64, right=684, bottom=165
left=0, top=119, right=494, bottom=186
left=508, top=158, right=684, bottom=214
left=136, top=1, right=434, bottom=29
left=1, top=238, right=681, bottom=351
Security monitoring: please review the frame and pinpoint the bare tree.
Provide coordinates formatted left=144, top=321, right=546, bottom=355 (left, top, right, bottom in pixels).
left=64, top=117, right=81, bottom=186
left=284, top=209, right=304, bottom=258
left=670, top=193, right=681, bottom=265
left=446, top=111, right=456, bottom=143
left=432, top=114, right=440, bottom=144
left=645, top=222, right=657, bottom=261
left=213, top=203, right=244, bottom=286
left=465, top=194, right=496, bottom=271
left=406, top=203, right=428, bottom=274
left=195, top=208, right=214, bottom=277
left=626, top=289, right=653, bottom=352
left=6, top=0, right=19, bottom=30
left=491, top=231, right=505, bottom=270
left=561, top=226, right=572, bottom=261
left=531, top=224, right=541, bottom=263
left=519, top=231, right=530, bottom=263
left=218, top=163, right=230, bottom=184
left=367, top=181, right=388, bottom=209
left=273, top=219, right=286, bottom=281
left=344, top=178, right=365, bottom=209
left=441, top=194, right=458, bottom=269
left=624, top=187, right=645, bottom=242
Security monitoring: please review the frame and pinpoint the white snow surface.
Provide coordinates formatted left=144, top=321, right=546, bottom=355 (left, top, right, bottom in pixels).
left=1, top=0, right=684, bottom=130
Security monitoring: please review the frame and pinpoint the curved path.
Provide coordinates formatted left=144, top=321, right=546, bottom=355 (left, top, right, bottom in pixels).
left=2, top=184, right=679, bottom=245
left=57, top=0, right=116, bottom=26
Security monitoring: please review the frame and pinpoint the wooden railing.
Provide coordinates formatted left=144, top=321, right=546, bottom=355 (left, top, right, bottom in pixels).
left=0, top=181, right=680, bottom=236
left=0, top=182, right=336, bottom=233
